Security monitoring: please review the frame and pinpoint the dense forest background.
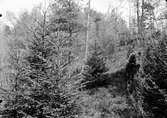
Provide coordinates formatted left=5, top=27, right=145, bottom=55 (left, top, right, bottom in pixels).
left=0, top=0, right=167, bottom=118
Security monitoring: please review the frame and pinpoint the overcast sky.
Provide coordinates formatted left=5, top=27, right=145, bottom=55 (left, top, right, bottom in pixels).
left=0, top=0, right=130, bottom=24
left=0, top=0, right=43, bottom=14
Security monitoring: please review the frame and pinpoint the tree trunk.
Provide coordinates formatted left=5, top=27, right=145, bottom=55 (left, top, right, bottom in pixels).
left=85, top=0, right=91, bottom=61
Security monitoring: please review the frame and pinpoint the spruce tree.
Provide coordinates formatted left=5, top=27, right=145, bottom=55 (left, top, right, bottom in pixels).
left=142, top=35, right=167, bottom=117
left=81, top=40, right=108, bottom=89
left=0, top=0, right=81, bottom=117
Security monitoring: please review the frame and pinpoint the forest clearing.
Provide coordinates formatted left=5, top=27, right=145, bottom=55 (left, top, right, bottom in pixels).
left=0, top=0, right=167, bottom=118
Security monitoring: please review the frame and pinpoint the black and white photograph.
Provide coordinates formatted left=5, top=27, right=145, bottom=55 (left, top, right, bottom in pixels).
left=0, top=0, right=166, bottom=118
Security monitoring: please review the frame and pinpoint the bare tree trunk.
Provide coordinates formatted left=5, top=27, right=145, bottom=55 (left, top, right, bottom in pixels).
left=141, top=0, right=145, bottom=46
left=137, top=0, right=140, bottom=37
left=85, top=0, right=91, bottom=61
left=141, top=0, right=144, bottom=34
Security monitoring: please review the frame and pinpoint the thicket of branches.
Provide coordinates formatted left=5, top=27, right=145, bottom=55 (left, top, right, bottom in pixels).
left=141, top=34, right=167, bottom=118
left=1, top=0, right=167, bottom=118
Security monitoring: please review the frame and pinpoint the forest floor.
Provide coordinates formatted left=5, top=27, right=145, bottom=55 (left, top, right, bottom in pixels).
left=78, top=46, right=141, bottom=118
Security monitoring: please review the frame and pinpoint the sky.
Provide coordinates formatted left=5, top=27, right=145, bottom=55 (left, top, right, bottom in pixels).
left=0, top=0, right=43, bottom=14
left=0, top=0, right=130, bottom=24
left=0, top=0, right=44, bottom=24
